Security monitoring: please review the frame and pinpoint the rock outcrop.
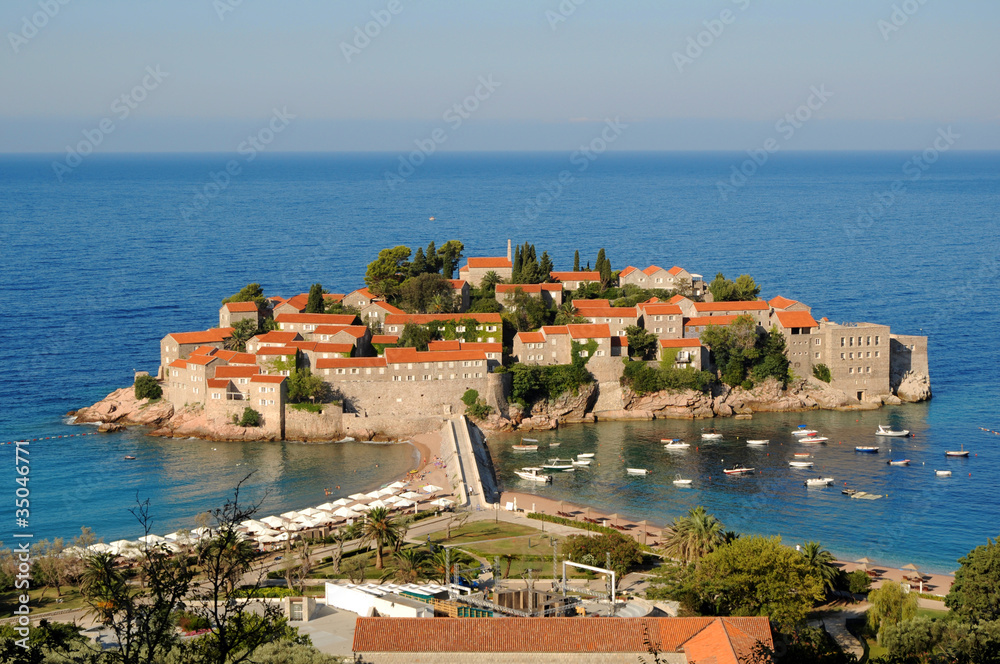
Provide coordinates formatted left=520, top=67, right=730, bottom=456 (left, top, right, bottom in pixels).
left=72, top=387, right=175, bottom=427
left=894, top=372, right=932, bottom=403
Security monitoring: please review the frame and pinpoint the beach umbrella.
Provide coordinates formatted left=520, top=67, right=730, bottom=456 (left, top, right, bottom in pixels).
left=333, top=507, right=360, bottom=519
left=902, top=563, right=919, bottom=571
left=609, top=513, right=619, bottom=527
left=400, top=491, right=423, bottom=500
left=315, top=503, right=337, bottom=511
left=256, top=534, right=281, bottom=544
left=299, top=507, right=322, bottom=517
left=348, top=493, right=368, bottom=501
left=138, top=534, right=166, bottom=545
left=394, top=499, right=415, bottom=509
left=367, top=499, right=389, bottom=509
left=108, top=540, right=135, bottom=556
left=260, top=516, right=288, bottom=529
left=422, top=484, right=444, bottom=493
left=332, top=498, right=353, bottom=507
left=431, top=498, right=454, bottom=507
left=281, top=511, right=303, bottom=520
left=364, top=490, right=382, bottom=500
left=382, top=495, right=404, bottom=505
left=376, top=488, right=397, bottom=498
left=87, top=543, right=112, bottom=554
left=192, top=527, right=214, bottom=540
left=354, top=503, right=373, bottom=512
left=855, top=557, right=873, bottom=564
left=387, top=481, right=406, bottom=490
left=62, top=546, right=87, bottom=558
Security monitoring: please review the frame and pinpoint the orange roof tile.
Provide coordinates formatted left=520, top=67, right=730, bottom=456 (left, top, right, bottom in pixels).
left=285, top=341, right=318, bottom=351
left=255, top=346, right=298, bottom=356
left=668, top=294, right=688, bottom=305
left=579, top=307, right=639, bottom=318
left=214, top=366, right=260, bottom=378
left=323, top=293, right=345, bottom=303
left=685, top=315, right=740, bottom=327
left=310, top=343, right=354, bottom=353
left=225, top=352, right=257, bottom=365
left=568, top=323, right=612, bottom=339
left=447, top=279, right=468, bottom=289
left=186, top=355, right=220, bottom=366
left=539, top=325, right=569, bottom=335
left=383, top=313, right=502, bottom=326
left=384, top=347, right=489, bottom=363
left=667, top=265, right=685, bottom=276
left=495, top=283, right=563, bottom=294
left=347, top=287, right=376, bottom=300
left=316, top=357, right=387, bottom=369
left=281, top=293, right=310, bottom=310
left=352, top=617, right=773, bottom=656
left=466, top=257, right=512, bottom=269
left=516, top=332, right=545, bottom=343
left=638, top=304, right=683, bottom=315
left=167, top=328, right=233, bottom=345
left=612, top=336, right=628, bottom=347
left=275, top=313, right=359, bottom=325
left=549, top=271, right=601, bottom=281
left=660, top=338, right=702, bottom=348
left=311, top=325, right=368, bottom=338
left=364, top=301, right=405, bottom=314
left=619, top=266, right=637, bottom=277
left=370, top=335, right=399, bottom=345
left=252, top=331, right=301, bottom=344
left=694, top=301, right=769, bottom=313
left=642, top=265, right=665, bottom=276
left=224, top=301, right=258, bottom=312
left=768, top=295, right=799, bottom=309
left=427, top=340, right=461, bottom=351
left=191, top=345, right=218, bottom=356
left=168, top=359, right=188, bottom=369
left=206, top=378, right=230, bottom=389
left=571, top=299, right=611, bottom=309
left=250, top=374, right=285, bottom=384
left=775, top=310, right=819, bottom=328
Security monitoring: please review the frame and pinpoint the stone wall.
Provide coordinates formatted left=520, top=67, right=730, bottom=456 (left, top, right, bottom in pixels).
left=284, top=403, right=345, bottom=441
left=889, top=334, right=931, bottom=402
left=589, top=356, right=627, bottom=414
left=206, top=398, right=283, bottom=437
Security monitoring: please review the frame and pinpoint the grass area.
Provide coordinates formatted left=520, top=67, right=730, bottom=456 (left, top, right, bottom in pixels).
left=916, top=607, right=950, bottom=620
left=288, top=402, right=324, bottom=413
left=427, top=520, right=540, bottom=545
left=0, top=587, right=88, bottom=618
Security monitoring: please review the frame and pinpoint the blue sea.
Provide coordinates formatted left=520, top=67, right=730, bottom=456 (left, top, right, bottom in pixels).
left=1, top=151, right=997, bottom=571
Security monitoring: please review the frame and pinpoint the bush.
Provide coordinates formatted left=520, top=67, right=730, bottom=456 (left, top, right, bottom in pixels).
left=174, top=610, right=210, bottom=633
left=508, top=362, right=593, bottom=407
left=563, top=531, right=644, bottom=579
left=466, top=400, right=492, bottom=420
left=847, top=569, right=872, bottom=595
left=813, top=363, right=832, bottom=383
left=289, top=402, right=323, bottom=413
left=239, top=407, right=262, bottom=427
left=621, top=360, right=713, bottom=395
left=134, top=374, right=162, bottom=400
left=461, top=389, right=479, bottom=407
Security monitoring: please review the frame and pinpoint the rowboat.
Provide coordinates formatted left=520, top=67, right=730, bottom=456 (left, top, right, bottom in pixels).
left=123, top=455, right=137, bottom=460
left=887, top=459, right=911, bottom=466
left=805, top=477, right=834, bottom=486
left=626, top=468, right=650, bottom=476
left=664, top=441, right=691, bottom=449
left=799, top=435, right=829, bottom=443
left=789, top=461, right=814, bottom=468
left=572, top=458, right=592, bottom=466
left=541, top=459, right=575, bottom=471
left=512, top=445, right=538, bottom=451
left=723, top=464, right=754, bottom=475
left=875, top=425, right=910, bottom=437
left=701, top=430, right=723, bottom=440
left=577, top=453, right=595, bottom=458
left=856, top=446, right=880, bottom=453
left=945, top=444, right=969, bottom=457
left=514, top=467, right=552, bottom=483
left=549, top=442, right=561, bottom=448
left=842, top=488, right=858, bottom=496
left=792, top=427, right=818, bottom=436
left=746, top=439, right=769, bottom=445
left=673, top=474, right=693, bottom=486
left=793, top=452, right=812, bottom=458
left=935, top=470, right=952, bottom=477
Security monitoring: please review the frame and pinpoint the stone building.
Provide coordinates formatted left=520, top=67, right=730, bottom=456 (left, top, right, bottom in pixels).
left=343, top=287, right=379, bottom=310
left=274, top=313, right=360, bottom=334
left=691, top=300, right=771, bottom=327
left=513, top=323, right=627, bottom=365
left=575, top=306, right=639, bottom=337
left=218, top=301, right=259, bottom=329
left=637, top=302, right=684, bottom=340
left=448, top=279, right=471, bottom=312
left=458, top=256, right=513, bottom=288
left=657, top=338, right=707, bottom=370
left=495, top=283, right=564, bottom=309
left=816, top=320, right=892, bottom=399
left=159, top=328, right=233, bottom=377
left=549, top=270, right=601, bottom=290
left=383, top=313, right=502, bottom=343
left=771, top=310, right=821, bottom=376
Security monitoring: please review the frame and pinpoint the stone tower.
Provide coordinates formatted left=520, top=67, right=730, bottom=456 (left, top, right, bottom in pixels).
left=507, top=238, right=512, bottom=261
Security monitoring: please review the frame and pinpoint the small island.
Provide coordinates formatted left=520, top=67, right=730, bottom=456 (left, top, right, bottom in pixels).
left=73, top=239, right=931, bottom=441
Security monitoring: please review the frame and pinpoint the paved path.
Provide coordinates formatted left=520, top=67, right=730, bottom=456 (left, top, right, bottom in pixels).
left=817, top=605, right=867, bottom=660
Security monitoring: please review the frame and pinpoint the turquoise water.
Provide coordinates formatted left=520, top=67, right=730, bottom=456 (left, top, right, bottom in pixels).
left=0, top=152, right=997, bottom=565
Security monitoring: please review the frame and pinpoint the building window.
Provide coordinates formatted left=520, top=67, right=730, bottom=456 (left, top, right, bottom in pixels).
left=849, top=352, right=853, bottom=359
left=423, top=375, right=431, bottom=380
left=875, top=336, right=880, bottom=345
left=840, top=353, right=845, bottom=359
left=849, top=367, right=854, bottom=374
left=866, top=336, right=871, bottom=346
left=392, top=375, right=401, bottom=381
left=841, top=337, right=845, bottom=347
left=212, top=393, right=220, bottom=400
left=875, top=351, right=880, bottom=358
left=655, top=327, right=662, bottom=333
left=849, top=337, right=853, bottom=347
left=406, top=375, right=415, bottom=381
left=815, top=338, right=821, bottom=345
left=815, top=352, right=820, bottom=359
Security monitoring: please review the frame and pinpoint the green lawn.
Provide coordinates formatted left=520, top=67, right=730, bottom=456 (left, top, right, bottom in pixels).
left=427, top=521, right=541, bottom=545
left=0, top=587, right=88, bottom=618
left=916, top=607, right=949, bottom=620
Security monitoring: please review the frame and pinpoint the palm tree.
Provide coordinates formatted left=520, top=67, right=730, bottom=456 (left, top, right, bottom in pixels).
left=500, top=553, right=520, bottom=580
left=662, top=506, right=724, bottom=565
left=359, top=507, right=402, bottom=569
left=382, top=548, right=431, bottom=583
left=429, top=548, right=473, bottom=584
left=480, top=271, right=502, bottom=295
left=800, top=541, right=840, bottom=595
left=80, top=553, right=128, bottom=625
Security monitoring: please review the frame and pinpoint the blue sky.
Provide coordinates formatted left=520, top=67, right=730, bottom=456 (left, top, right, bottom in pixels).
left=2, top=0, right=998, bottom=151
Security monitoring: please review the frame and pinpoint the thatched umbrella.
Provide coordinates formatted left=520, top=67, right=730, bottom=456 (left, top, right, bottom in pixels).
left=902, top=563, right=923, bottom=592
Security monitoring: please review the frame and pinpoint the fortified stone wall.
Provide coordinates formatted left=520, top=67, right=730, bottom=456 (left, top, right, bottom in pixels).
left=205, top=399, right=283, bottom=437
left=284, top=403, right=344, bottom=441
left=890, top=334, right=929, bottom=378
left=589, top=356, right=627, bottom=414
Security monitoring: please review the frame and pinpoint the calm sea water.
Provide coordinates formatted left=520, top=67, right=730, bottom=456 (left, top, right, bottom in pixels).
left=0, top=152, right=997, bottom=568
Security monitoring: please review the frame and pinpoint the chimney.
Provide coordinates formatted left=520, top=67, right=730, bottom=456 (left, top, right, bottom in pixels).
left=507, top=239, right=512, bottom=261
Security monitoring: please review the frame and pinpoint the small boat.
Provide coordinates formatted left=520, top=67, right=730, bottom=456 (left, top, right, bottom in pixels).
left=673, top=474, right=693, bottom=486
left=511, top=444, right=538, bottom=452
left=572, top=458, right=592, bottom=466
left=792, top=427, right=818, bottom=436
left=856, top=446, right=880, bottom=453
left=660, top=438, right=682, bottom=443
left=626, top=468, right=650, bottom=476
left=514, top=468, right=552, bottom=483
left=887, top=459, right=911, bottom=466
left=789, top=461, right=814, bottom=468
left=805, top=477, right=834, bottom=487
left=945, top=444, right=970, bottom=457
left=876, top=425, right=911, bottom=437
left=542, top=459, right=575, bottom=471
left=549, top=442, right=561, bottom=448
left=123, top=455, right=137, bottom=460
left=746, top=439, right=769, bottom=445
left=723, top=464, right=754, bottom=475
left=799, top=435, right=829, bottom=443
left=522, top=438, right=539, bottom=442
left=793, top=452, right=812, bottom=458
left=935, top=470, right=952, bottom=477
left=842, top=488, right=858, bottom=496
left=701, top=430, right=723, bottom=440
left=664, top=441, right=691, bottom=449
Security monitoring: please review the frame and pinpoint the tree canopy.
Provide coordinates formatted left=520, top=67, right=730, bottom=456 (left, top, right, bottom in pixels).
left=364, top=246, right=412, bottom=299
left=304, top=283, right=324, bottom=313
left=222, top=282, right=266, bottom=307
left=946, top=535, right=1000, bottom=624
left=708, top=272, right=761, bottom=302
left=398, top=273, right=456, bottom=314
left=700, top=317, right=790, bottom=388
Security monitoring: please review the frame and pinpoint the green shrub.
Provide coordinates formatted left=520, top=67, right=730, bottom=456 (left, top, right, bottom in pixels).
left=508, top=362, right=593, bottom=407
left=621, top=360, right=713, bottom=395
left=847, top=569, right=872, bottom=595
left=813, top=363, right=832, bottom=383
left=174, top=610, right=210, bottom=632
left=239, top=407, right=262, bottom=427
left=461, top=389, right=479, bottom=407
left=466, top=400, right=492, bottom=419
left=134, top=374, right=162, bottom=400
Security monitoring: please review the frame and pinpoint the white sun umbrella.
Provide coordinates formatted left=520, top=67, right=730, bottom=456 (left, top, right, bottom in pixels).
left=364, top=490, right=382, bottom=500
left=367, top=499, right=389, bottom=510
left=382, top=495, right=404, bottom=505
left=431, top=498, right=454, bottom=507
left=256, top=534, right=282, bottom=544
left=298, top=507, right=323, bottom=517
left=281, top=510, right=303, bottom=520
left=333, top=506, right=360, bottom=519
left=332, top=497, right=353, bottom=507
left=240, top=520, right=271, bottom=535
left=316, top=502, right=338, bottom=511
left=161, top=541, right=182, bottom=553
left=311, top=511, right=338, bottom=524
left=400, top=491, right=423, bottom=501
left=353, top=503, right=373, bottom=512
left=393, top=499, right=415, bottom=509
left=108, top=540, right=136, bottom=556
left=387, top=481, right=407, bottom=490
left=422, top=484, right=444, bottom=493
left=260, top=516, right=289, bottom=529
left=348, top=493, right=368, bottom=501
left=138, top=534, right=166, bottom=545
left=88, top=542, right=112, bottom=554
left=284, top=521, right=309, bottom=532
left=192, top=527, right=214, bottom=540
left=376, top=487, right=397, bottom=498
left=62, top=546, right=87, bottom=558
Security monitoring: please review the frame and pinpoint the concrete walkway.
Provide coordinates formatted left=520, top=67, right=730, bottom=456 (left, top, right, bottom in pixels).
left=817, top=605, right=866, bottom=660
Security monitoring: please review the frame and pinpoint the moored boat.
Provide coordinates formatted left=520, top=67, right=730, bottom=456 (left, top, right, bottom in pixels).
left=799, top=435, right=829, bottom=443
left=664, top=441, right=691, bottom=449
left=793, top=452, right=812, bottom=458
left=660, top=438, right=682, bottom=443
left=626, top=467, right=650, bottom=476
left=577, top=453, right=595, bottom=458
left=572, top=458, right=592, bottom=466
left=856, top=446, right=880, bottom=453
left=723, top=464, right=754, bottom=475
left=789, top=461, right=814, bottom=468
left=887, top=459, right=911, bottom=466
left=701, top=429, right=723, bottom=440
left=875, top=425, right=911, bottom=437
left=792, top=426, right=818, bottom=436
left=541, top=458, right=576, bottom=471
left=673, top=474, right=693, bottom=486
left=511, top=444, right=538, bottom=451
left=935, top=470, right=952, bottom=477
left=746, top=439, right=769, bottom=445
left=945, top=444, right=970, bottom=457
left=805, top=477, right=835, bottom=487
left=514, top=467, right=552, bottom=483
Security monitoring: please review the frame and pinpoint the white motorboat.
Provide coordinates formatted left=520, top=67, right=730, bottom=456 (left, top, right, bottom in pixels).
left=723, top=464, right=754, bottom=475
left=664, top=441, right=691, bottom=449
left=793, top=452, right=812, bottom=458
left=789, top=461, right=815, bottom=468
left=673, top=474, right=693, bottom=486
left=799, top=435, right=829, bottom=443
left=945, top=444, right=970, bottom=457
left=511, top=444, right=538, bottom=451
left=626, top=468, right=650, bottom=476
left=746, top=439, right=769, bottom=445
left=514, top=467, right=552, bottom=483
left=572, top=458, right=592, bottom=466
left=701, top=430, right=723, bottom=440
left=661, top=438, right=682, bottom=443
left=887, top=459, right=911, bottom=466
left=856, top=446, right=880, bottom=453
left=875, top=425, right=910, bottom=437
left=577, top=453, right=595, bottom=458
left=935, top=470, right=952, bottom=477
left=805, top=477, right=835, bottom=487
left=792, top=427, right=818, bottom=436
left=549, top=442, right=561, bottom=448
left=541, top=459, right=575, bottom=471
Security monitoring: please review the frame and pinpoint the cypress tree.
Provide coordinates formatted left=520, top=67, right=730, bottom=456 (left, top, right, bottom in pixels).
left=539, top=251, right=554, bottom=281
left=410, top=247, right=428, bottom=276
left=305, top=283, right=324, bottom=313
left=573, top=250, right=580, bottom=272
left=425, top=241, right=441, bottom=273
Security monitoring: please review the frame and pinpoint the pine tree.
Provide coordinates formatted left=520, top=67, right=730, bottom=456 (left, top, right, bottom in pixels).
left=425, top=241, right=441, bottom=273
left=539, top=251, right=554, bottom=281
left=410, top=247, right=428, bottom=276
left=596, top=249, right=612, bottom=287
left=573, top=250, right=580, bottom=272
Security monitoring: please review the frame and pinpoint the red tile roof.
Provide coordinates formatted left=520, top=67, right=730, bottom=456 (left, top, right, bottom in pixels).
left=383, top=313, right=502, bottom=326
left=222, top=351, right=257, bottom=365
left=352, top=617, right=773, bottom=657
left=694, top=301, right=769, bottom=313
left=282, top=293, right=310, bottom=310
left=612, top=336, right=628, bottom=348
left=364, top=301, right=405, bottom=314
left=347, top=287, right=376, bottom=300
left=549, top=271, right=601, bottom=281
left=579, top=307, right=639, bottom=319
left=429, top=341, right=502, bottom=353
left=568, top=323, right=612, bottom=339
left=167, top=328, right=233, bottom=345
left=638, top=304, right=683, bottom=315
left=224, top=301, right=258, bottom=312
left=370, top=335, right=399, bottom=345
left=539, top=325, right=569, bottom=335
left=447, top=279, right=468, bottom=289
left=495, top=283, right=563, bottom=294
left=384, top=347, right=489, bottom=363
left=214, top=365, right=260, bottom=378
left=191, top=345, right=218, bottom=356
left=311, top=325, right=369, bottom=338
left=685, top=315, right=740, bottom=327
left=427, top=340, right=461, bottom=351
left=168, top=359, right=188, bottom=369
left=667, top=265, right=685, bottom=276
left=186, top=355, right=220, bottom=366
left=465, top=257, right=512, bottom=269
left=316, top=357, right=387, bottom=369
left=285, top=341, right=318, bottom=351
left=768, top=295, right=799, bottom=309
left=775, top=311, right=819, bottom=328
left=515, top=332, right=545, bottom=343
left=660, top=338, right=702, bottom=348
left=252, top=331, right=301, bottom=344
left=255, top=346, right=298, bottom=356
left=619, top=266, right=637, bottom=277
left=642, top=265, right=665, bottom=276
left=250, top=374, right=285, bottom=384
left=571, top=299, right=611, bottom=309
left=668, top=294, right=689, bottom=305
left=206, top=378, right=230, bottom=389
left=275, top=313, right=359, bottom=325
left=323, top=293, right=345, bottom=303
